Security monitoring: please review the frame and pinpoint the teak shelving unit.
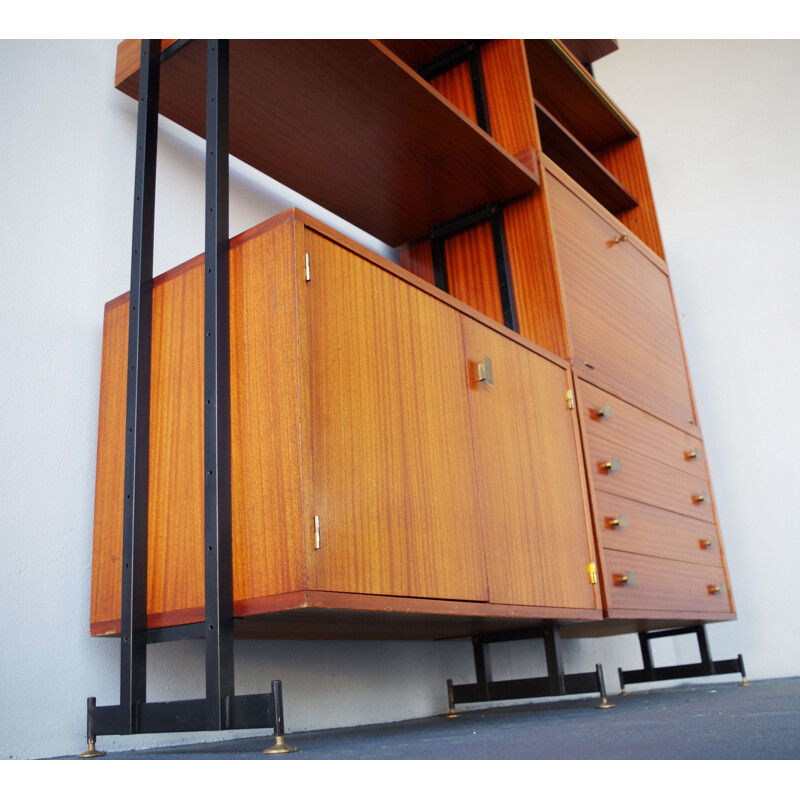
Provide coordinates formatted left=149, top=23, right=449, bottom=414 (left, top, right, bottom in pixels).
left=84, top=39, right=745, bottom=753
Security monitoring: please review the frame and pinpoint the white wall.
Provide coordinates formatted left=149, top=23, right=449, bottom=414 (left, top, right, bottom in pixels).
left=1, top=39, right=797, bottom=760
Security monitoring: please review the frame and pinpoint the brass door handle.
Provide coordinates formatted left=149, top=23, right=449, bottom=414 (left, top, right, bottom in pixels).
left=708, top=584, right=724, bottom=595
left=594, top=404, right=614, bottom=420
left=601, top=459, right=622, bottom=473
left=477, top=355, right=493, bottom=387
left=701, top=538, right=717, bottom=550
left=617, top=571, right=638, bottom=586
left=613, top=233, right=629, bottom=245
left=693, top=493, right=706, bottom=504
left=608, top=514, right=630, bottom=529
left=685, top=448, right=702, bottom=460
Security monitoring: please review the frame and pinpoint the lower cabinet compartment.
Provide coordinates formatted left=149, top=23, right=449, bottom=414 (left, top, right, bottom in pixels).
left=602, top=550, right=733, bottom=615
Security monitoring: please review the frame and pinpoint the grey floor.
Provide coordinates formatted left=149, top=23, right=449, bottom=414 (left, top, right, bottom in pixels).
left=76, top=676, right=800, bottom=760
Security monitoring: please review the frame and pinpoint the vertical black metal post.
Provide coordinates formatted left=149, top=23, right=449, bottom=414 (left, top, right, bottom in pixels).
left=119, top=39, right=161, bottom=735
left=696, top=626, right=713, bottom=672
left=490, top=212, right=518, bottom=333
left=544, top=627, right=566, bottom=696
left=638, top=631, right=655, bottom=679
left=473, top=638, right=492, bottom=699
left=204, top=39, right=234, bottom=731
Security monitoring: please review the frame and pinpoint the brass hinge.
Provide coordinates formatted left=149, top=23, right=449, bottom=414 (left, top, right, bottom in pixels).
left=587, top=562, right=598, bottom=584
left=305, top=253, right=311, bottom=282
left=566, top=389, right=575, bottom=410
left=314, top=515, right=321, bottom=549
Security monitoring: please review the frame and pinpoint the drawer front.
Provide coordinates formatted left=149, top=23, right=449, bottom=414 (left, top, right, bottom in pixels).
left=585, top=436, right=714, bottom=524
left=576, top=379, right=707, bottom=481
left=595, top=491, right=723, bottom=567
left=548, top=173, right=697, bottom=435
left=602, top=550, right=732, bottom=614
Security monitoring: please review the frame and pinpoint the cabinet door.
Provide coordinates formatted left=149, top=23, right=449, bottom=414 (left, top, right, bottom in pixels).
left=548, top=173, right=698, bottom=435
left=304, top=232, right=487, bottom=601
left=462, top=318, right=598, bottom=610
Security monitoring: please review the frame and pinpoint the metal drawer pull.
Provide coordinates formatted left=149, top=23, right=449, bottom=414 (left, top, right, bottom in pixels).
left=708, top=584, right=723, bottom=595
left=685, top=448, right=702, bottom=460
left=701, top=538, right=717, bottom=550
left=693, top=493, right=706, bottom=503
left=617, top=571, right=638, bottom=586
left=613, top=233, right=628, bottom=245
left=601, top=459, right=622, bottom=473
left=594, top=404, right=614, bottom=419
left=609, top=514, right=630, bottom=529
left=477, top=355, right=493, bottom=387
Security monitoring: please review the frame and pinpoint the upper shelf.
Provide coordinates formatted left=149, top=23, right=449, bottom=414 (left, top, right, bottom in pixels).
left=114, top=39, right=539, bottom=247
left=524, top=39, right=637, bottom=152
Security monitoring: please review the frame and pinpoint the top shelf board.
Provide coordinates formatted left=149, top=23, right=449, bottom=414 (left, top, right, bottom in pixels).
left=115, top=39, right=539, bottom=247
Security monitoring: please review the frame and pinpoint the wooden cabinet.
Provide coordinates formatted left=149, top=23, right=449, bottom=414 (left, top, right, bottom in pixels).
left=93, top=39, right=736, bottom=643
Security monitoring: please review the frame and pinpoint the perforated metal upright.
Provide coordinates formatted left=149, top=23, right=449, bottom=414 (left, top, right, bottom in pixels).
left=81, top=39, right=292, bottom=758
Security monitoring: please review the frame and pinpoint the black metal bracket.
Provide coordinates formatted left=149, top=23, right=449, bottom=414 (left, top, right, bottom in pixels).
left=83, top=39, right=291, bottom=757
left=428, top=203, right=519, bottom=333
left=447, top=626, right=614, bottom=714
left=618, top=625, right=748, bottom=693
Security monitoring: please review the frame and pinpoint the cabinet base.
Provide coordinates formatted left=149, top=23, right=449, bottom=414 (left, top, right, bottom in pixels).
left=618, top=625, right=748, bottom=693
left=447, top=625, right=614, bottom=711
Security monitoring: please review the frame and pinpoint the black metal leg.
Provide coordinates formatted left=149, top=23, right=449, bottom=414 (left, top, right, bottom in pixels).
left=543, top=627, right=565, bottom=697
left=119, top=37, right=161, bottom=736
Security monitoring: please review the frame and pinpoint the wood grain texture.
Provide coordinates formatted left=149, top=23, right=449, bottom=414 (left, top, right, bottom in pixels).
left=429, top=60, right=478, bottom=123
left=602, top=550, right=733, bottom=614
left=463, top=317, right=597, bottom=610
left=546, top=165, right=698, bottom=434
left=595, top=137, right=666, bottom=258
left=502, top=192, right=571, bottom=360
left=114, top=39, right=538, bottom=247
left=594, top=492, right=725, bottom=568
left=90, top=298, right=129, bottom=628
left=445, top=221, right=505, bottom=325
left=304, top=231, right=488, bottom=601
left=524, top=39, right=637, bottom=152
left=397, top=240, right=436, bottom=286
left=575, top=379, right=707, bottom=481
left=585, top=436, right=715, bottom=525
left=560, top=40, right=619, bottom=66
left=91, top=213, right=305, bottom=631
left=380, top=40, right=465, bottom=71
left=480, top=39, right=540, bottom=176
left=535, top=100, right=638, bottom=214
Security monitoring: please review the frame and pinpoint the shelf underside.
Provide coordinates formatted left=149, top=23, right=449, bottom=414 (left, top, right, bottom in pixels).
left=115, top=39, right=538, bottom=247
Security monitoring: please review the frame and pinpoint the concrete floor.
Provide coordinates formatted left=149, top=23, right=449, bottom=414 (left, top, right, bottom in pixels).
left=72, top=676, right=800, bottom=760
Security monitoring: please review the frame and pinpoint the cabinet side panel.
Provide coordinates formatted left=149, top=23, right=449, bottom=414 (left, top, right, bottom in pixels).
left=429, top=60, right=478, bottom=123
left=230, top=220, right=305, bottom=600
left=595, top=137, right=665, bottom=259
left=90, top=300, right=129, bottom=629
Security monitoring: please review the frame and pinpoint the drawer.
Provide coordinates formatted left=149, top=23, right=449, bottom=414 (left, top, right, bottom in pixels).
left=585, top=435, right=714, bottom=524
left=595, top=491, right=723, bottom=567
left=547, top=171, right=697, bottom=435
left=602, top=550, right=732, bottom=614
left=576, top=379, right=707, bottom=481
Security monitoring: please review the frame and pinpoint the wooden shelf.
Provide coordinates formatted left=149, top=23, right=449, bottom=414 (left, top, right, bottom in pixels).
left=560, top=39, right=618, bottom=66
left=535, top=101, right=637, bottom=214
left=115, top=39, right=538, bottom=247
left=525, top=39, right=637, bottom=152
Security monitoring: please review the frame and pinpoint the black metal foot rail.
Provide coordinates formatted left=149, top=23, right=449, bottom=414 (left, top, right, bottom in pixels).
left=446, top=625, right=614, bottom=715
left=618, top=625, right=748, bottom=694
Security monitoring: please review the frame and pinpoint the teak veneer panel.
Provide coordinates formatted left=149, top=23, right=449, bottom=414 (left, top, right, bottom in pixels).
left=114, top=39, right=538, bottom=247
left=595, top=492, right=724, bottom=569
left=303, top=231, right=487, bottom=601
left=546, top=162, right=698, bottom=435
left=463, top=318, right=597, bottom=610
left=602, top=550, right=732, bottom=615
left=576, top=379, right=707, bottom=482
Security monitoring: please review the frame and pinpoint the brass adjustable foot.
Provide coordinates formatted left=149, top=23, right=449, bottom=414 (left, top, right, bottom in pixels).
left=263, top=735, right=297, bottom=755
left=596, top=696, right=615, bottom=709
left=78, top=740, right=106, bottom=758
left=740, top=677, right=750, bottom=687
left=445, top=706, right=460, bottom=719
